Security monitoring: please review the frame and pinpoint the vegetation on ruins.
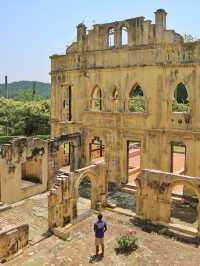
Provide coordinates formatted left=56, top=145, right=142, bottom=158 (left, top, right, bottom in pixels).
left=0, top=97, right=50, bottom=137
left=183, top=34, right=200, bottom=43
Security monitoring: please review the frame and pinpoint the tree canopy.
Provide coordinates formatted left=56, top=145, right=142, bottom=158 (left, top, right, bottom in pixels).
left=0, top=97, right=50, bottom=136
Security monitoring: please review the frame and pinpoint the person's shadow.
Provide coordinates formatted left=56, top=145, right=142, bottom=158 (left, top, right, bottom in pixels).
left=89, top=255, right=103, bottom=264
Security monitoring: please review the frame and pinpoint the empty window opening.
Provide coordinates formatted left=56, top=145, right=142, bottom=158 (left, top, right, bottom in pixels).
left=77, top=177, right=92, bottom=220
left=21, top=158, right=42, bottom=188
left=170, top=184, right=198, bottom=231
left=91, top=86, right=103, bottom=111
left=108, top=28, right=115, bottom=47
left=121, top=26, right=128, bottom=46
left=128, top=85, right=145, bottom=112
left=63, top=86, right=72, bottom=121
left=172, top=83, right=190, bottom=113
left=127, top=141, right=141, bottom=186
left=89, top=137, right=105, bottom=162
left=112, top=88, right=119, bottom=112
left=171, top=143, right=186, bottom=174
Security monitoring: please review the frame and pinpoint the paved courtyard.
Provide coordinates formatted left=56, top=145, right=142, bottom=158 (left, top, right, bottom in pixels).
left=0, top=193, right=49, bottom=244
left=2, top=209, right=200, bottom=266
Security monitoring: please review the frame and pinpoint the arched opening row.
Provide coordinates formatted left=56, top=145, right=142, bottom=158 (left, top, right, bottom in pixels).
left=90, top=83, right=190, bottom=113
left=91, top=84, right=145, bottom=113
left=61, top=83, right=191, bottom=122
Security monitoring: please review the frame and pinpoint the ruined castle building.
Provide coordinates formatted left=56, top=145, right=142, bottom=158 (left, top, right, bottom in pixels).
left=50, top=10, right=200, bottom=187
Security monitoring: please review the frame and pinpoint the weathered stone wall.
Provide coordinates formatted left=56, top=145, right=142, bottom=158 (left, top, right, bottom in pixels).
left=0, top=137, right=48, bottom=203
left=136, top=169, right=200, bottom=233
left=0, top=224, right=28, bottom=261
left=50, top=9, right=200, bottom=186
left=48, top=161, right=106, bottom=230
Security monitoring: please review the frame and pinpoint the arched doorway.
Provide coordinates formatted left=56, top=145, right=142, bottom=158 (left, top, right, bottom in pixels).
left=77, top=176, right=93, bottom=220
left=170, top=182, right=199, bottom=231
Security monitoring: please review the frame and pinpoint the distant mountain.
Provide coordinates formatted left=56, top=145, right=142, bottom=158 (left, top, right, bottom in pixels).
left=0, top=81, right=51, bottom=99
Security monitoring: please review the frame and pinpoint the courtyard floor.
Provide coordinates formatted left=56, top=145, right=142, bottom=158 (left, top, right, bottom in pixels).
left=3, top=209, right=200, bottom=266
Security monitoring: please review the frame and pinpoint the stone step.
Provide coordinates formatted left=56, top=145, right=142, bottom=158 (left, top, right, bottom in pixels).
left=53, top=223, right=72, bottom=240
left=121, top=186, right=136, bottom=194
left=0, top=203, right=11, bottom=212
left=168, top=222, right=198, bottom=237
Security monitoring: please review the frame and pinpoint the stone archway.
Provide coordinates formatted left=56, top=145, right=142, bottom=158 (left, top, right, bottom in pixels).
left=72, top=171, right=98, bottom=220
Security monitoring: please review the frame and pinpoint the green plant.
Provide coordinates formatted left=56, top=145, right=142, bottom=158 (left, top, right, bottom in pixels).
left=128, top=97, right=145, bottom=112
left=117, top=229, right=138, bottom=253
left=172, top=101, right=190, bottom=113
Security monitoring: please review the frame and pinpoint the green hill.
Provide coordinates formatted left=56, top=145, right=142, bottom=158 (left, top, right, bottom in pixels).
left=0, top=81, right=51, bottom=99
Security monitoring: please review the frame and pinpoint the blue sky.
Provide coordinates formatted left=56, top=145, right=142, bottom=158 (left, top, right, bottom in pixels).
left=0, top=0, right=199, bottom=83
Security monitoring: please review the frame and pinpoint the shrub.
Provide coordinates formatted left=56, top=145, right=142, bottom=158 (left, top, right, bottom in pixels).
left=117, top=229, right=138, bottom=253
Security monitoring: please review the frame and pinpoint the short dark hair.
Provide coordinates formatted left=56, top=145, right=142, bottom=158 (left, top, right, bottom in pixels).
left=98, top=213, right=103, bottom=220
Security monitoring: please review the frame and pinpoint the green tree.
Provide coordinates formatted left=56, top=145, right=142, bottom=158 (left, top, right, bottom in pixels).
left=0, top=97, right=50, bottom=136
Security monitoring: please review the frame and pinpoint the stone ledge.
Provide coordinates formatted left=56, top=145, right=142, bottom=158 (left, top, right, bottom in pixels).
left=52, top=223, right=73, bottom=240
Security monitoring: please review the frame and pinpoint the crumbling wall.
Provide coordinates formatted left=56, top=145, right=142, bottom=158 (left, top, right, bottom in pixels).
left=0, top=223, right=28, bottom=262
left=136, top=169, right=200, bottom=233
left=0, top=137, right=48, bottom=203
left=48, top=161, right=106, bottom=230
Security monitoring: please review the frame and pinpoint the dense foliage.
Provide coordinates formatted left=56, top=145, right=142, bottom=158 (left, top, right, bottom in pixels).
left=0, top=97, right=50, bottom=136
left=0, top=81, right=50, bottom=99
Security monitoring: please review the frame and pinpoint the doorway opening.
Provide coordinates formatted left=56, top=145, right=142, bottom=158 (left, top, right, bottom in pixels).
left=127, top=141, right=141, bottom=186
left=170, top=183, right=198, bottom=231
left=89, top=137, right=105, bottom=162
left=58, top=142, right=71, bottom=171
left=77, top=176, right=92, bottom=221
left=171, top=143, right=186, bottom=174
left=21, top=157, right=42, bottom=188
left=170, top=143, right=186, bottom=196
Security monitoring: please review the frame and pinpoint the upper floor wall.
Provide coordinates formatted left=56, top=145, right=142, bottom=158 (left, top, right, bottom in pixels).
left=51, top=9, right=200, bottom=73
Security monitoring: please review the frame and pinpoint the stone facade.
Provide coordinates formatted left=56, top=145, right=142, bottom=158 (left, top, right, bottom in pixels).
left=50, top=9, right=200, bottom=187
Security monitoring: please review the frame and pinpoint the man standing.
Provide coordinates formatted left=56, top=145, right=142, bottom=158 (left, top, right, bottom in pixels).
left=94, top=213, right=107, bottom=257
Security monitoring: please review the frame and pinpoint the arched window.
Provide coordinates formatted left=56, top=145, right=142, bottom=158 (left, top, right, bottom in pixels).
left=121, top=26, right=128, bottom=46
left=112, top=88, right=119, bottom=112
left=128, top=84, right=145, bottom=112
left=112, top=88, right=119, bottom=99
left=91, top=86, right=103, bottom=111
left=108, top=28, right=115, bottom=47
left=172, top=83, right=190, bottom=112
